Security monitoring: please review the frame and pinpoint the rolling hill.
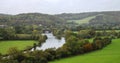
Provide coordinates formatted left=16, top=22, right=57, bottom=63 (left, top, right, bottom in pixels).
left=67, top=15, right=96, bottom=24
left=1, top=11, right=120, bottom=28
left=57, top=11, right=120, bottom=25
left=0, top=13, right=65, bottom=26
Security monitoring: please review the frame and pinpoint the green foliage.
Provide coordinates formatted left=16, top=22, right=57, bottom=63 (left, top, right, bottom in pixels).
left=0, top=13, right=65, bottom=26
left=49, top=39, right=120, bottom=63
left=52, top=28, right=64, bottom=40
left=8, top=47, right=19, bottom=55
left=15, top=34, right=33, bottom=40
left=0, top=27, right=16, bottom=40
left=38, top=35, right=47, bottom=46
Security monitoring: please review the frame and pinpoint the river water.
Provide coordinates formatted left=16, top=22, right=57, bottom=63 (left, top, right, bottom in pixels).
left=32, top=33, right=65, bottom=51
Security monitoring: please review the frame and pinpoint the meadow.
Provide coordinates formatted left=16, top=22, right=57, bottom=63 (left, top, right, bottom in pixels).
left=96, top=30, right=120, bottom=32
left=0, top=40, right=37, bottom=54
left=67, top=16, right=96, bottom=24
left=49, top=39, right=120, bottom=63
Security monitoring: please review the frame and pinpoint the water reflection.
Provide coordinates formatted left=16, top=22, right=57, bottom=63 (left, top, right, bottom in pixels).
left=36, top=33, right=65, bottom=50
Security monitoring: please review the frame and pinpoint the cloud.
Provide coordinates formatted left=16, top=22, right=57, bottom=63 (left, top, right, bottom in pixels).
left=43, top=0, right=61, bottom=3
left=0, top=0, right=120, bottom=14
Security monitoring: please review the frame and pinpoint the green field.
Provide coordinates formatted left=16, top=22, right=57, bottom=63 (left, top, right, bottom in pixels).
left=67, top=16, right=96, bottom=24
left=73, top=30, right=120, bottom=34
left=96, top=30, right=120, bottom=32
left=49, top=39, right=120, bottom=63
left=0, top=40, right=36, bottom=54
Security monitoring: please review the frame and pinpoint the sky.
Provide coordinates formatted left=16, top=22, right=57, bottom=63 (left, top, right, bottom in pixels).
left=0, top=0, right=120, bottom=15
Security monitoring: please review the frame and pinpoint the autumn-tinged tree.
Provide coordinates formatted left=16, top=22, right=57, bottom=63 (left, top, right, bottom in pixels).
left=93, top=40, right=102, bottom=49
left=83, top=42, right=93, bottom=52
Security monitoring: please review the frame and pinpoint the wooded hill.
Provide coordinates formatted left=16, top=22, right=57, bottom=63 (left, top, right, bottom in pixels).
left=56, top=11, right=120, bottom=29
left=56, top=11, right=120, bottom=20
left=1, top=11, right=120, bottom=27
left=0, top=13, right=65, bottom=26
left=55, top=12, right=98, bottom=20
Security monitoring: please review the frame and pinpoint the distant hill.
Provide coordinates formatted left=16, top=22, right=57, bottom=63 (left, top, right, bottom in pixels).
left=67, top=15, right=96, bottom=25
left=89, top=11, right=120, bottom=24
left=57, top=11, right=120, bottom=25
left=0, top=13, right=65, bottom=26
left=56, top=12, right=98, bottom=20
left=1, top=11, right=120, bottom=27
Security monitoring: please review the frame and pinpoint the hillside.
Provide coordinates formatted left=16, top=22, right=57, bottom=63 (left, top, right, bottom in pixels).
left=1, top=11, right=120, bottom=28
left=56, top=12, right=98, bottom=20
left=89, top=13, right=120, bottom=24
left=67, top=15, right=96, bottom=24
left=57, top=11, right=120, bottom=30
left=57, top=11, right=120, bottom=25
left=0, top=13, right=65, bottom=26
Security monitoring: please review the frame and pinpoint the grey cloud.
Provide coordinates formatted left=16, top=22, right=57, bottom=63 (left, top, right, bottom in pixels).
left=0, top=0, right=120, bottom=14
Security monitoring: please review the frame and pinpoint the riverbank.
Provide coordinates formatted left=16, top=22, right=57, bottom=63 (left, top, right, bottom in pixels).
left=49, top=39, right=120, bottom=63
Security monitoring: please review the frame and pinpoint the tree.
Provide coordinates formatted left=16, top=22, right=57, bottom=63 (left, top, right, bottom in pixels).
left=83, top=42, right=93, bottom=52
left=31, top=50, right=48, bottom=63
left=64, top=30, right=73, bottom=40
left=0, top=53, right=2, bottom=61
left=0, top=27, right=16, bottom=40
left=44, top=48, right=56, bottom=61
left=38, top=35, right=47, bottom=46
left=56, top=46, right=71, bottom=58
left=14, top=25, right=25, bottom=34
left=8, top=47, right=19, bottom=55
left=94, top=40, right=102, bottom=49
left=33, top=43, right=37, bottom=51
left=8, top=47, right=26, bottom=63
left=32, top=30, right=39, bottom=40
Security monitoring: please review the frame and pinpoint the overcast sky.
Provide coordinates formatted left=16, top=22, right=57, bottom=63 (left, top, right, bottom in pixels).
left=0, top=0, right=120, bottom=14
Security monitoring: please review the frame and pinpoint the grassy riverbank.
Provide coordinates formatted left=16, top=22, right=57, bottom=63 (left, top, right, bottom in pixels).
left=0, top=40, right=36, bottom=54
left=49, top=39, right=120, bottom=63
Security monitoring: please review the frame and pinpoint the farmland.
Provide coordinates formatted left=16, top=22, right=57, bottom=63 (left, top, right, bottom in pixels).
left=0, top=40, right=36, bottom=54
left=67, top=16, right=96, bottom=24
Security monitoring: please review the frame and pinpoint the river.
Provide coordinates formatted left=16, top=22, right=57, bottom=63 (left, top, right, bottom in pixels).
left=32, top=33, right=65, bottom=51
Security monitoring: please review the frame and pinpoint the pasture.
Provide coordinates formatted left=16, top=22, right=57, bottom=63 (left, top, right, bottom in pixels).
left=0, top=40, right=36, bottom=54
left=49, top=39, right=120, bottom=63
left=67, top=16, right=96, bottom=24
